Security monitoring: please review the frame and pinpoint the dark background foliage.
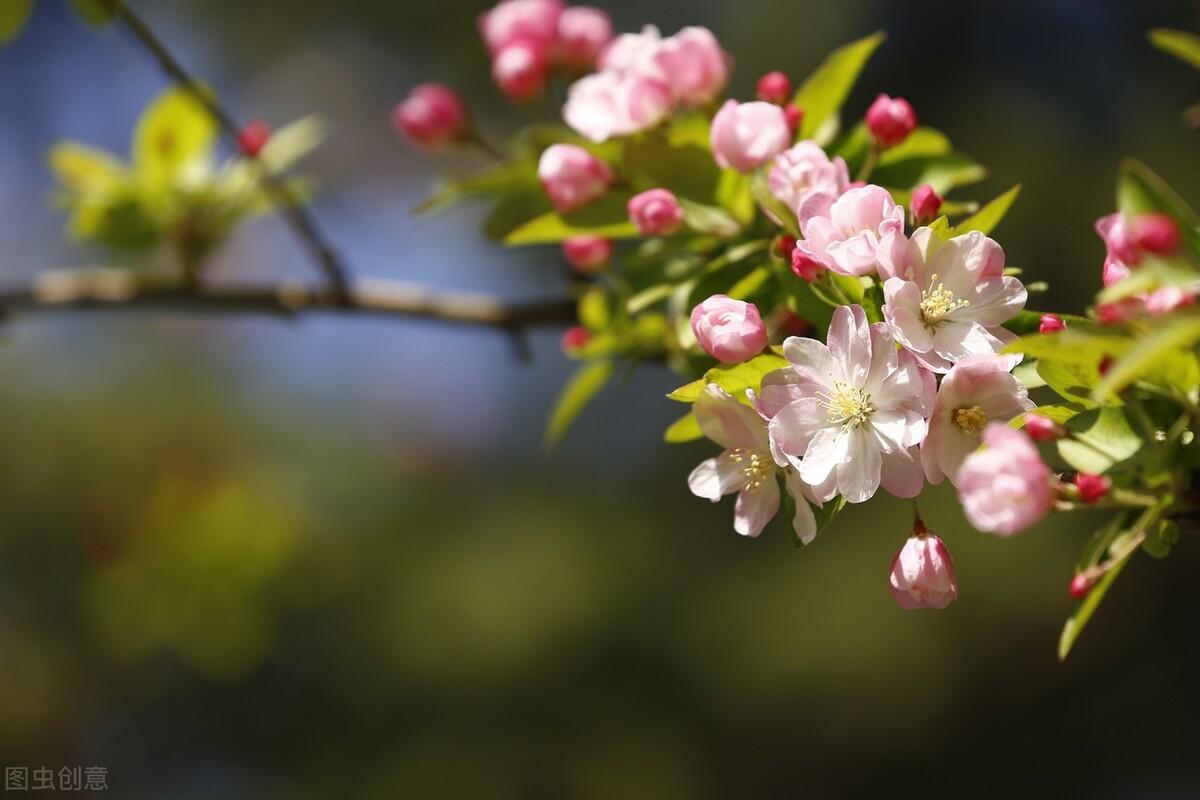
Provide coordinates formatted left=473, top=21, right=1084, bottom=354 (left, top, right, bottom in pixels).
left=0, top=1, right=1197, bottom=796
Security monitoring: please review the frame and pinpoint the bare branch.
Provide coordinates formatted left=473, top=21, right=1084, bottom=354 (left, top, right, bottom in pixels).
left=111, top=1, right=353, bottom=301
left=1, top=269, right=576, bottom=330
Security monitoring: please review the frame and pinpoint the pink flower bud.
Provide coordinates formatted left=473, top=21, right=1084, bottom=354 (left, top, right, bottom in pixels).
left=237, top=120, right=271, bottom=157
left=555, top=6, right=613, bottom=69
left=779, top=311, right=810, bottom=338
left=652, top=26, right=731, bottom=107
left=393, top=84, right=469, bottom=147
left=957, top=424, right=1054, bottom=536
left=1024, top=413, right=1065, bottom=442
left=1098, top=355, right=1114, bottom=376
left=537, top=144, right=614, bottom=214
left=1102, top=257, right=1131, bottom=288
left=865, top=93, right=917, bottom=148
left=710, top=100, right=792, bottom=173
left=1095, top=213, right=1140, bottom=267
left=790, top=247, right=825, bottom=281
left=1096, top=300, right=1136, bottom=325
left=910, top=183, right=942, bottom=223
left=479, top=0, right=562, bottom=56
left=1074, top=472, right=1111, bottom=504
left=492, top=40, right=550, bottom=101
left=628, top=188, right=684, bottom=236
left=1146, top=286, right=1195, bottom=317
left=1132, top=212, right=1181, bottom=256
left=689, top=294, right=768, bottom=364
left=562, top=235, right=612, bottom=274
left=1038, top=313, right=1066, bottom=334
left=756, top=71, right=792, bottom=105
left=889, top=532, right=958, bottom=610
left=784, top=104, right=804, bottom=136
left=777, top=234, right=797, bottom=259
left=561, top=325, right=591, bottom=352
left=1069, top=573, right=1096, bottom=600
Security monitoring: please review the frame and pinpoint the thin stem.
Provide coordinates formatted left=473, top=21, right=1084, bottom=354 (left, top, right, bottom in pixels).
left=855, top=143, right=879, bottom=183
left=467, top=128, right=505, bottom=160
left=111, top=1, right=352, bottom=302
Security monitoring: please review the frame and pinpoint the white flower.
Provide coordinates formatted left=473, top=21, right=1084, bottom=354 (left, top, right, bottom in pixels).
left=880, top=227, right=1027, bottom=373
left=687, top=384, right=820, bottom=541
left=764, top=305, right=935, bottom=504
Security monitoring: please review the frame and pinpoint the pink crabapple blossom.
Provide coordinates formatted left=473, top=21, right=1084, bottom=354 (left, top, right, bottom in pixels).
left=1038, top=313, right=1066, bottom=334
left=766, top=141, right=850, bottom=223
left=889, top=530, right=959, bottom=610
left=791, top=248, right=825, bottom=281
left=762, top=304, right=936, bottom=504
left=1132, top=212, right=1180, bottom=256
left=652, top=26, right=731, bottom=107
left=689, top=295, right=768, bottom=364
left=628, top=188, right=684, bottom=236
left=793, top=184, right=906, bottom=277
left=556, top=6, right=614, bottom=68
left=687, top=384, right=821, bottom=540
left=920, top=353, right=1034, bottom=486
left=865, top=93, right=917, bottom=148
left=1145, top=286, right=1196, bottom=316
left=956, top=424, right=1054, bottom=536
left=710, top=101, right=792, bottom=173
left=562, top=235, right=612, bottom=274
left=879, top=227, right=1027, bottom=373
left=562, top=67, right=673, bottom=142
left=1096, top=212, right=1140, bottom=268
left=479, top=0, right=563, bottom=57
left=756, top=71, right=792, bottom=105
left=492, top=40, right=550, bottom=101
left=537, top=144, right=614, bottom=214
left=393, top=84, right=469, bottom=147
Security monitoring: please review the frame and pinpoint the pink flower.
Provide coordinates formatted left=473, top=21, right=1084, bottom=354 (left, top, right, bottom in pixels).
left=889, top=532, right=958, bottom=610
left=865, top=94, right=917, bottom=148
left=1024, top=413, right=1065, bottom=442
left=710, top=101, right=792, bottom=174
left=687, top=384, right=819, bottom=540
left=756, top=71, right=792, bottom=105
left=597, top=24, right=663, bottom=73
left=562, top=235, right=612, bottom=273
left=920, top=353, right=1034, bottom=486
left=766, top=141, right=849, bottom=222
left=561, top=325, right=591, bottom=352
left=880, top=227, right=1027, bottom=372
left=690, top=295, right=768, bottom=363
left=764, top=305, right=936, bottom=504
left=1102, top=258, right=1131, bottom=288
left=393, top=84, right=468, bottom=147
left=628, top=188, right=684, bottom=236
left=479, top=0, right=562, bottom=56
left=1133, top=212, right=1180, bottom=256
left=784, top=104, right=804, bottom=136
left=795, top=184, right=905, bottom=277
left=1095, top=213, right=1140, bottom=267
left=791, top=249, right=825, bottom=281
left=537, top=144, right=614, bottom=214
left=910, top=184, right=942, bottom=223
left=1074, top=472, right=1111, bottom=504
left=562, top=69, right=673, bottom=142
left=237, top=120, right=272, bottom=157
left=555, top=6, right=613, bottom=68
left=652, top=26, right=730, bottom=107
left=956, top=424, right=1053, bottom=536
left=1038, top=313, right=1066, bottom=334
left=1146, top=286, right=1196, bottom=316
left=492, top=41, right=549, bottom=101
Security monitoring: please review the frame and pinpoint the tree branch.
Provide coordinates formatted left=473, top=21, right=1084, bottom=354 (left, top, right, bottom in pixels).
left=111, top=1, right=353, bottom=302
left=1, top=269, right=576, bottom=330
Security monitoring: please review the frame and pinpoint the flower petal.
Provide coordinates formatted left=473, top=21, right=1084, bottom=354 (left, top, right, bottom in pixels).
left=695, top=383, right=769, bottom=450
left=734, top=478, right=780, bottom=537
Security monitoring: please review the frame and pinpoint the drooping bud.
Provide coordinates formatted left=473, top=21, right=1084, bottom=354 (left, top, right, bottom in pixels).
left=689, top=294, right=768, bottom=364
left=560, top=325, right=591, bottom=353
left=1068, top=573, right=1095, bottom=600
left=889, top=530, right=959, bottom=610
left=237, top=120, right=272, bottom=157
left=393, top=84, right=469, bottom=147
left=562, top=235, right=612, bottom=274
left=790, top=248, right=825, bottom=281
left=492, top=40, right=550, bottom=101
left=865, top=93, right=917, bottom=148
left=628, top=188, right=685, bottom=236
left=756, top=71, right=792, bottom=105
left=1132, top=212, right=1180, bottom=256
left=1074, top=472, right=1111, bottom=504
left=1023, top=413, right=1065, bottom=442
left=910, top=183, right=942, bottom=224
left=1038, top=313, right=1066, bottom=334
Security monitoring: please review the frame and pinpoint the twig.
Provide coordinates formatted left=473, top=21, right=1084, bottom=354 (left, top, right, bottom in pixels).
left=1, top=269, right=576, bottom=330
left=111, top=1, right=352, bottom=301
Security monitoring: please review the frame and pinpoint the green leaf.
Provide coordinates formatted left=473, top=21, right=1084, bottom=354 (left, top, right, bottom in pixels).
left=809, top=495, right=848, bottom=541
left=0, top=0, right=33, bottom=43
left=1057, top=407, right=1144, bottom=474
left=577, top=286, right=611, bottom=332
left=414, top=160, right=534, bottom=215
left=257, top=116, right=323, bottom=174
left=715, top=169, right=756, bottom=226
left=1093, top=313, right=1200, bottom=401
left=664, top=412, right=703, bottom=443
left=133, top=88, right=218, bottom=197
left=1007, top=330, right=1128, bottom=405
left=1058, top=540, right=1134, bottom=661
left=544, top=361, right=614, bottom=448
left=953, top=184, right=1021, bottom=236
left=702, top=354, right=789, bottom=399
left=504, top=192, right=638, bottom=245
left=667, top=378, right=706, bottom=404
left=679, top=198, right=741, bottom=237
left=877, top=127, right=951, bottom=166
left=727, top=266, right=771, bottom=300
left=1116, top=158, right=1200, bottom=237
left=874, top=154, right=986, bottom=194
left=1149, top=28, right=1200, bottom=70
left=1012, top=359, right=1047, bottom=390
left=626, top=283, right=674, bottom=315
left=623, top=119, right=721, bottom=201
left=792, top=31, right=887, bottom=140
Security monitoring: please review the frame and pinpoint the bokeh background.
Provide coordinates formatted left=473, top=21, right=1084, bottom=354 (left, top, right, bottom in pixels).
left=1, top=1, right=1199, bottom=797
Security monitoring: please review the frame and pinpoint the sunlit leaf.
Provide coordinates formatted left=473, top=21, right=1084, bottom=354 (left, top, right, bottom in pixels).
left=0, top=0, right=33, bottom=43
left=953, top=184, right=1021, bottom=236
left=1057, top=407, right=1144, bottom=474
left=504, top=193, right=638, bottom=245
left=1149, top=28, right=1200, bottom=70
left=544, top=360, right=614, bottom=448
left=664, top=411, right=703, bottom=443
left=792, top=31, right=887, bottom=140
left=133, top=87, right=218, bottom=197
left=1093, top=313, right=1200, bottom=401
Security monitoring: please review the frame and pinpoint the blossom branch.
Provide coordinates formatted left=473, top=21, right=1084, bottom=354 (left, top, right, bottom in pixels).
left=111, top=1, right=353, bottom=301
left=0, top=269, right=577, bottom=330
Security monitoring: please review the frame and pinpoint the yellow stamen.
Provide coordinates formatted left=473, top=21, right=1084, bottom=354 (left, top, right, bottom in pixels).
left=954, top=404, right=988, bottom=436
left=729, top=448, right=775, bottom=493
left=818, top=380, right=876, bottom=430
left=920, top=273, right=970, bottom=327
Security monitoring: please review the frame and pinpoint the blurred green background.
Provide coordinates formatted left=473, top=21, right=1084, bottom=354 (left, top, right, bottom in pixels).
left=1, top=1, right=1199, bottom=797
